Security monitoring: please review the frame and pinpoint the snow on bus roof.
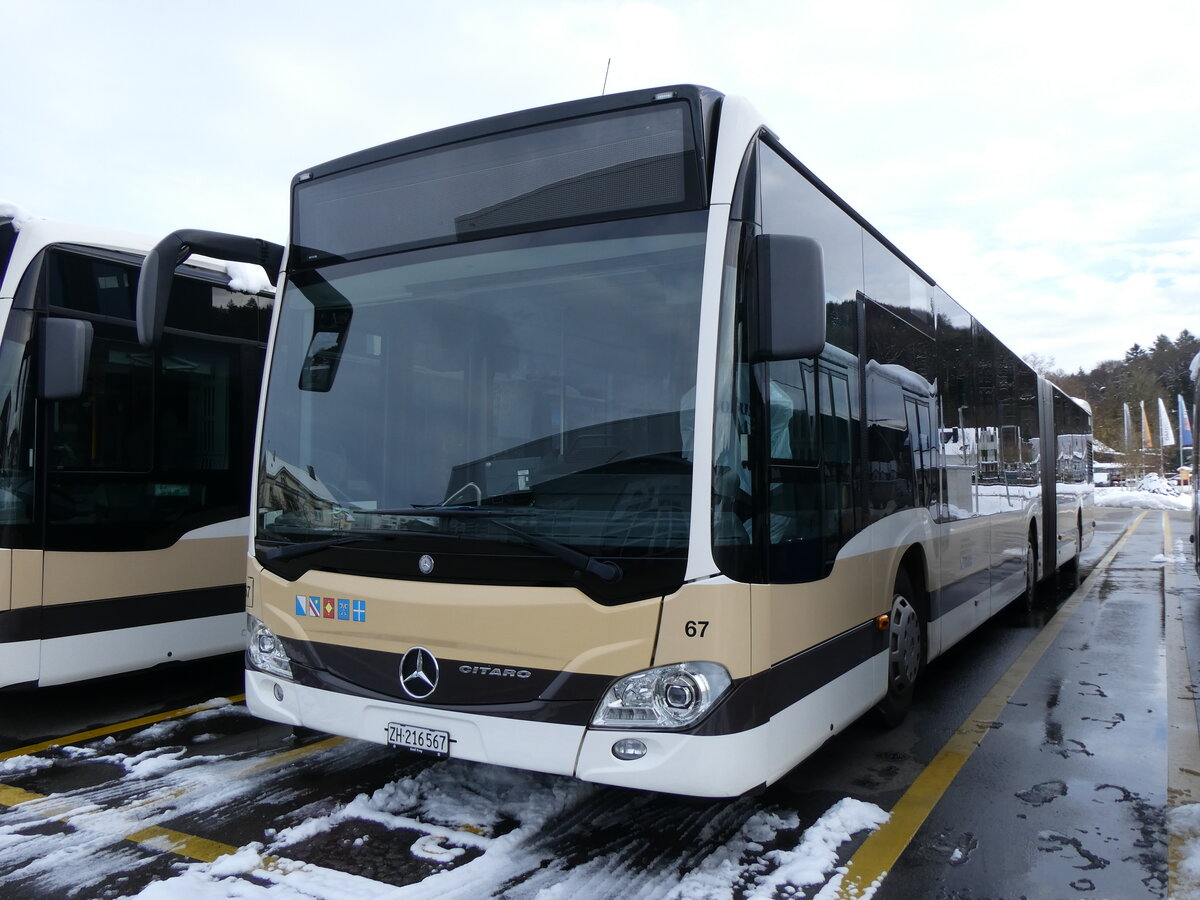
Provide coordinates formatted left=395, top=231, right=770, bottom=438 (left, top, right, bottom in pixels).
left=0, top=200, right=31, bottom=229
left=0, top=203, right=271, bottom=296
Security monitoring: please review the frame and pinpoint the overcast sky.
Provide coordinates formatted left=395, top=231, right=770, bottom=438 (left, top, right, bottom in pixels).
left=3, top=0, right=1196, bottom=373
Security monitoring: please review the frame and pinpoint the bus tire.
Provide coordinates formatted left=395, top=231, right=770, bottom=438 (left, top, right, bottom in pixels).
left=1022, top=533, right=1040, bottom=612
left=875, top=569, right=924, bottom=728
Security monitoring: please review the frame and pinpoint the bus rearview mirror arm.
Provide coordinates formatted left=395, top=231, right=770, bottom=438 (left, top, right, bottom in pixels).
left=748, top=234, right=826, bottom=362
left=136, top=229, right=285, bottom=347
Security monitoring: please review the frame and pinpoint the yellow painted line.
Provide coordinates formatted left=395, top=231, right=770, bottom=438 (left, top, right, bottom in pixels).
left=0, top=694, right=350, bottom=871
left=1164, top=511, right=1200, bottom=900
left=2, top=779, right=252, bottom=865
left=0, top=783, right=45, bottom=807
left=8, top=788, right=248, bottom=864
left=834, top=511, right=1148, bottom=899
left=0, top=694, right=245, bottom=762
left=126, top=825, right=244, bottom=864
left=240, top=734, right=346, bottom=777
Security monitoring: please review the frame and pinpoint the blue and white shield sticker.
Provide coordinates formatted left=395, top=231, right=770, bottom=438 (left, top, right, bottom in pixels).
left=297, top=595, right=364, bottom=623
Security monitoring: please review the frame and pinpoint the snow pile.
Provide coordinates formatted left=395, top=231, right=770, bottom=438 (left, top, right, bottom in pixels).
left=1095, top=473, right=1192, bottom=511
left=0, top=754, right=56, bottom=775
left=1152, top=540, right=1189, bottom=565
left=1170, top=804, right=1200, bottom=900
left=1138, top=472, right=1182, bottom=495
left=1094, top=488, right=1190, bottom=511
left=668, top=797, right=889, bottom=899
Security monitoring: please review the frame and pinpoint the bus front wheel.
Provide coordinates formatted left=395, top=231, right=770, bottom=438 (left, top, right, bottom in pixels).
left=875, top=569, right=924, bottom=727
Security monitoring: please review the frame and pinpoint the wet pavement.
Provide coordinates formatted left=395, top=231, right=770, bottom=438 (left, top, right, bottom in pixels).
left=0, top=505, right=1194, bottom=899
left=875, top=508, right=1194, bottom=900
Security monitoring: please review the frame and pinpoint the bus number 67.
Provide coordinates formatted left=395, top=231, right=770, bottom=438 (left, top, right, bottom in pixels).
left=685, top=620, right=709, bottom=638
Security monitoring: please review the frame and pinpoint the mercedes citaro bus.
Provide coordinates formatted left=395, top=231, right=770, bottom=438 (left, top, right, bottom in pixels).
left=135, top=86, right=1093, bottom=797
left=0, top=207, right=273, bottom=688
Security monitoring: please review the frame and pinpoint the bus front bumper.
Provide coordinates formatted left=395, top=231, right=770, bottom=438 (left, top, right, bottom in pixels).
left=245, top=669, right=766, bottom=798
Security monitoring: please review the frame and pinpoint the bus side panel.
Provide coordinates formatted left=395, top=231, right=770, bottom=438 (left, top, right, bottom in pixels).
left=748, top=534, right=880, bottom=677
left=0, top=548, right=9, bottom=614
left=34, top=535, right=246, bottom=685
left=42, top=535, right=246, bottom=606
left=0, top=550, right=43, bottom=688
left=0, top=549, right=38, bottom=689
left=928, top=515, right=993, bottom=657
left=38, top=615, right=244, bottom=687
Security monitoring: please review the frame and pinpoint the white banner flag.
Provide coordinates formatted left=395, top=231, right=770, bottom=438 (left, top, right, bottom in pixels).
left=1158, top=397, right=1176, bottom=447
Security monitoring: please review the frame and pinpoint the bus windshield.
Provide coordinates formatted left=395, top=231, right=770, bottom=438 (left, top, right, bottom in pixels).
left=258, top=211, right=707, bottom=576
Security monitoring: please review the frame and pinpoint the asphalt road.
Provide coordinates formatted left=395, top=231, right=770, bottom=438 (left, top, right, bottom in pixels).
left=0, top=505, right=1192, bottom=899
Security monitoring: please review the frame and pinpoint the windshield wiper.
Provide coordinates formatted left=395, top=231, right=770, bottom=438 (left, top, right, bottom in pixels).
left=256, top=533, right=393, bottom=563
left=258, top=508, right=622, bottom=583
left=370, top=506, right=623, bottom=583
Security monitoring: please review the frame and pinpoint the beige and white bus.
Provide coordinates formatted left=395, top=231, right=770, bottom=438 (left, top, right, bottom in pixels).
left=0, top=207, right=273, bottom=688
left=136, top=86, right=1093, bottom=797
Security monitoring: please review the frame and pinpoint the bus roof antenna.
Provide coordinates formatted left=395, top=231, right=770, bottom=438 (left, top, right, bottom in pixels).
left=602, top=58, right=611, bottom=95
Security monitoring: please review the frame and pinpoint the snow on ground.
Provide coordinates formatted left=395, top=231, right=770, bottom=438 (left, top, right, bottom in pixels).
left=1170, top=804, right=1200, bottom=900
left=667, top=798, right=888, bottom=900
left=1095, top=473, right=1193, bottom=511
left=0, top=702, right=337, bottom=899
left=117, top=756, right=889, bottom=900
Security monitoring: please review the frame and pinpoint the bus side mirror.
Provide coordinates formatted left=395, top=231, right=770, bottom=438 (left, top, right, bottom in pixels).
left=137, top=229, right=284, bottom=347
left=748, top=234, right=826, bottom=362
left=40, top=318, right=93, bottom=400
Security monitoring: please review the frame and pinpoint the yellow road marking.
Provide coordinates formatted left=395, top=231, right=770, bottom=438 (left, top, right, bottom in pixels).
left=125, top=825, right=244, bottom=863
left=0, top=784, right=44, bottom=807
left=834, top=511, right=1148, bottom=898
left=0, top=695, right=351, bottom=868
left=0, top=779, right=240, bottom=862
left=240, top=735, right=346, bottom=776
left=0, top=694, right=246, bottom=762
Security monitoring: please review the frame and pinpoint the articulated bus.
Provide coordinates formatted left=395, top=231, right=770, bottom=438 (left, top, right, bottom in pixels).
left=0, top=208, right=274, bottom=688
left=136, top=86, right=1093, bottom=797
left=1194, top=351, right=1200, bottom=577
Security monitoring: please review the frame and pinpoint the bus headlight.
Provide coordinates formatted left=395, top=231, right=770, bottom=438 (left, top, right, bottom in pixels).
left=592, top=662, right=731, bottom=729
left=247, top=615, right=293, bottom=679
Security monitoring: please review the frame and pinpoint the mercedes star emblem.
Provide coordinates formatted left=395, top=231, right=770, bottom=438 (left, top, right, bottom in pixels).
left=399, top=646, right=439, bottom=699
left=419, top=554, right=435, bottom=575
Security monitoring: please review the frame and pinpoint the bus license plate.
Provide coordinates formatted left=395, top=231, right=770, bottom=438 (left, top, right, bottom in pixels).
left=386, top=722, right=450, bottom=758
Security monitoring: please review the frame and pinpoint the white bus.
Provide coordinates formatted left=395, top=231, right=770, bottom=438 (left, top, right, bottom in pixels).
left=0, top=207, right=274, bottom=688
left=136, top=86, right=1093, bottom=797
left=1193, top=351, right=1200, bottom=577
